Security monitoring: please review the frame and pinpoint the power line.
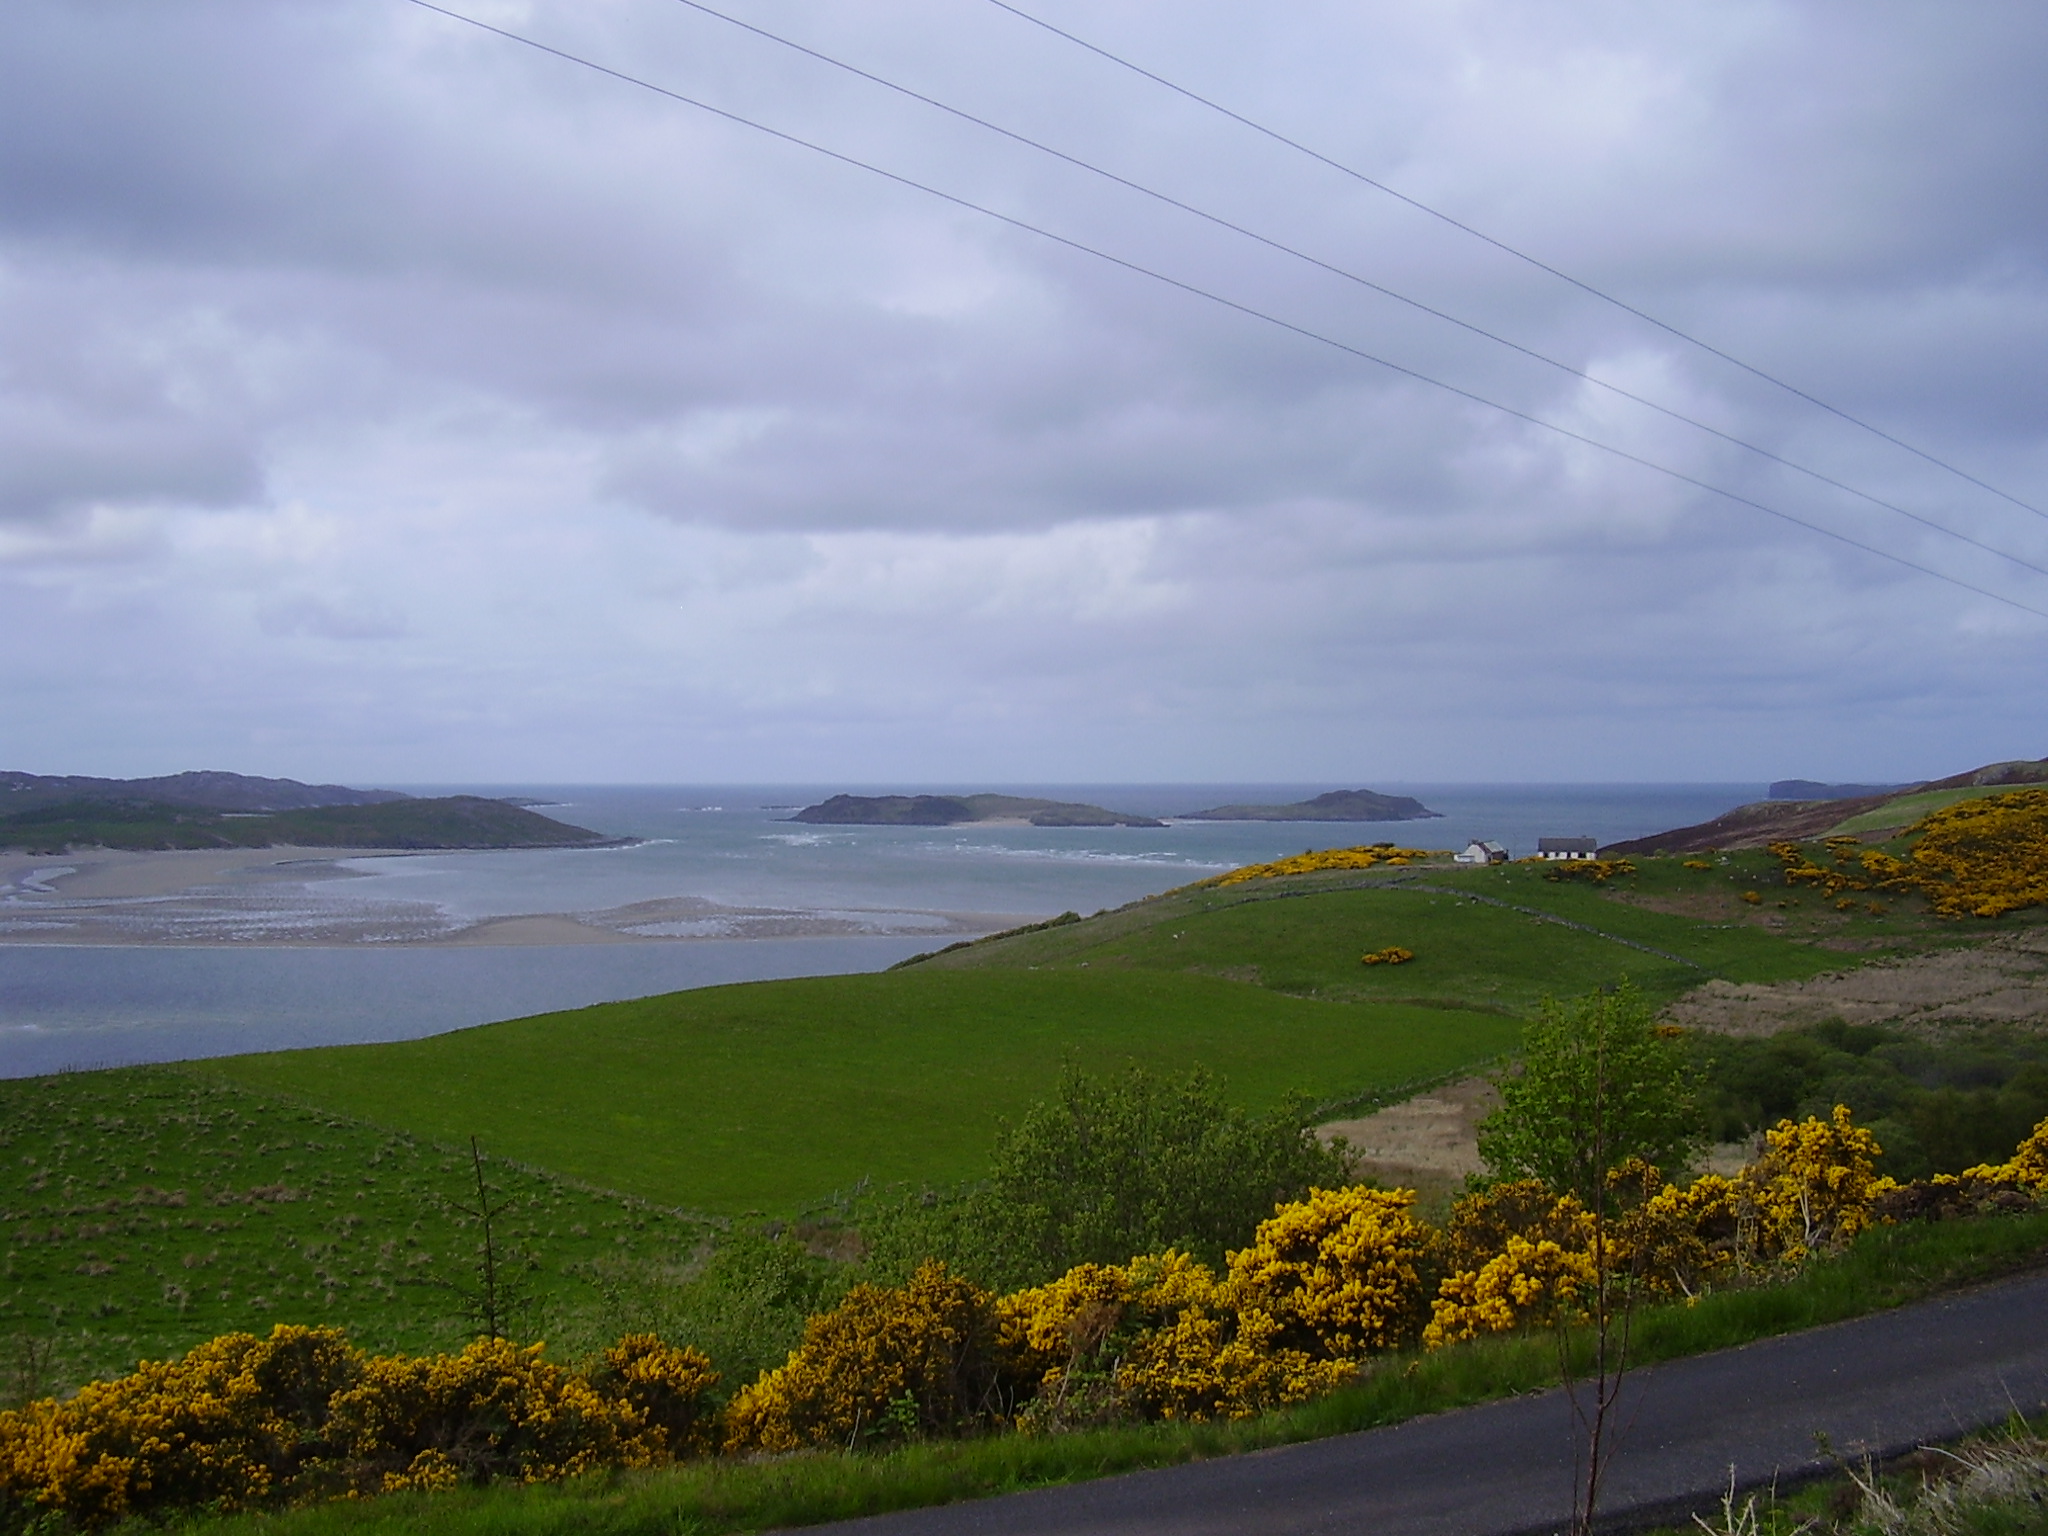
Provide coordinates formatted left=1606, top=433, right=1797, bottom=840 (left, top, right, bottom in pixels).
left=981, top=0, right=2048, bottom=526
left=659, top=0, right=2048, bottom=585
left=402, top=0, right=2048, bottom=623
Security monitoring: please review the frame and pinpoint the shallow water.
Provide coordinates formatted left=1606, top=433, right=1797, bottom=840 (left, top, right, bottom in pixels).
left=0, top=782, right=1759, bottom=1075
left=0, top=936, right=930, bottom=1078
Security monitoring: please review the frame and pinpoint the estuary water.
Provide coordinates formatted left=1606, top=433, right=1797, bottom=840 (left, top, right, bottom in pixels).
left=0, top=782, right=1758, bottom=1077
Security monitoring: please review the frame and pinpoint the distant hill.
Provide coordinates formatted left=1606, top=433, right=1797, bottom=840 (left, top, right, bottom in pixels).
left=0, top=795, right=609, bottom=854
left=790, top=793, right=1164, bottom=828
left=0, top=770, right=408, bottom=814
left=1179, top=789, right=1441, bottom=823
left=1768, top=780, right=1906, bottom=801
left=1606, top=756, right=2048, bottom=855
left=1919, top=759, right=2048, bottom=791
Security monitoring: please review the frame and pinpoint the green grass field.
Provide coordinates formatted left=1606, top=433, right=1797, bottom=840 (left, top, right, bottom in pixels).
left=0, top=1069, right=708, bottom=1395
left=208, top=969, right=1518, bottom=1215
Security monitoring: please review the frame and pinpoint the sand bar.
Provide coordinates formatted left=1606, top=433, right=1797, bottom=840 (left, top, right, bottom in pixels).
left=0, top=847, right=1026, bottom=948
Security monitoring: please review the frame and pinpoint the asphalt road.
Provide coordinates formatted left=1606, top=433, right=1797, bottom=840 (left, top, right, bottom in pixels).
left=807, top=1270, right=2048, bottom=1536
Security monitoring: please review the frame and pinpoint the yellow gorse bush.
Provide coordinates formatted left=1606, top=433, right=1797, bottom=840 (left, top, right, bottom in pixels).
left=1770, top=789, right=2048, bottom=920
left=1961, top=1115, right=2048, bottom=1192
left=1114, top=1297, right=1351, bottom=1423
left=1739, top=1105, right=1893, bottom=1263
left=1424, top=1108, right=1912, bottom=1347
left=1426, top=1180, right=1597, bottom=1345
left=721, top=1260, right=998, bottom=1453
left=1425, top=1234, right=1596, bottom=1347
left=1216, top=844, right=1440, bottom=886
left=995, top=1258, right=1133, bottom=1400
left=0, top=1325, right=717, bottom=1528
left=1901, top=788, right=2048, bottom=918
left=326, top=1335, right=700, bottom=1492
left=0, top=1324, right=359, bottom=1529
left=1359, top=946, right=1414, bottom=966
left=1540, top=858, right=1635, bottom=885
left=996, top=1248, right=1352, bottom=1427
left=1226, top=1185, right=1431, bottom=1359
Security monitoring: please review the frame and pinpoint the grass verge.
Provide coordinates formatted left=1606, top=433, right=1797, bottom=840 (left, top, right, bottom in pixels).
left=171, top=1209, right=2048, bottom=1536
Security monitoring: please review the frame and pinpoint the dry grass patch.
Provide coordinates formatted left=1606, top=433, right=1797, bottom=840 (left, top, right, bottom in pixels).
left=1664, top=931, right=2048, bottom=1037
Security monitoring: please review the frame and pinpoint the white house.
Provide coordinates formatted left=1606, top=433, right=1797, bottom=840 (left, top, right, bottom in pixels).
left=1537, top=836, right=1600, bottom=860
left=1455, top=840, right=1509, bottom=865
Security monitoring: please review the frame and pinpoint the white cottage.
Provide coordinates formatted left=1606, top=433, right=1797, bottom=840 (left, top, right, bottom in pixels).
left=1455, top=840, right=1509, bottom=865
left=1537, top=836, right=1599, bottom=860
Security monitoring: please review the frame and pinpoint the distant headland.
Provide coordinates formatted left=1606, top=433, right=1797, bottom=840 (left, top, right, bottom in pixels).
left=1607, top=756, right=2048, bottom=854
left=789, top=793, right=1164, bottom=828
left=1178, top=789, right=1442, bottom=823
left=0, top=770, right=611, bottom=853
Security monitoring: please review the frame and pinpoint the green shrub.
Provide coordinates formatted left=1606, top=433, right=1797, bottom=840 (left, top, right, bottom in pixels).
left=979, top=1063, right=1350, bottom=1286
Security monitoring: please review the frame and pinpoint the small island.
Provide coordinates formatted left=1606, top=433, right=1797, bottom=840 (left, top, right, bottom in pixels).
left=0, top=770, right=612, bottom=853
left=1178, top=788, right=1441, bottom=823
left=789, top=793, right=1164, bottom=828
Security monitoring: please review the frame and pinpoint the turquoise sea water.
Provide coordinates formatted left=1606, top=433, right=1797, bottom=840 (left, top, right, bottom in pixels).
left=0, top=783, right=1759, bottom=1076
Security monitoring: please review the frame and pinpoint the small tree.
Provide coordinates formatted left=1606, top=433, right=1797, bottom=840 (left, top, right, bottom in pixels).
left=451, top=1137, right=532, bottom=1341
left=1478, top=983, right=1696, bottom=1204
left=977, top=1062, right=1350, bottom=1287
left=1476, top=983, right=1698, bottom=1535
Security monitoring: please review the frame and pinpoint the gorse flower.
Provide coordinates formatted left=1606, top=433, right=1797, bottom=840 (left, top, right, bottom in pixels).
left=0, top=1325, right=716, bottom=1527
left=1770, top=789, right=2048, bottom=920
left=1215, top=844, right=1441, bottom=886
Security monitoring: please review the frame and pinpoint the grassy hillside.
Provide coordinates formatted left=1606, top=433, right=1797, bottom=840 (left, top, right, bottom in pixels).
left=1822, top=785, right=1992, bottom=835
left=915, top=855, right=1912, bottom=1010
left=207, top=970, right=1517, bottom=1216
left=0, top=1069, right=706, bottom=1393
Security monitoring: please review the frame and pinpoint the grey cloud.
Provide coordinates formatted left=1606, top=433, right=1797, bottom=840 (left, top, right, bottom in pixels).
left=0, top=409, right=258, bottom=522
left=257, top=595, right=407, bottom=642
left=0, top=266, right=266, bottom=520
left=0, top=0, right=2044, bottom=780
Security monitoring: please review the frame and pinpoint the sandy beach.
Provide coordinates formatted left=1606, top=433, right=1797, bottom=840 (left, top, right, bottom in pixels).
left=0, top=847, right=1021, bottom=948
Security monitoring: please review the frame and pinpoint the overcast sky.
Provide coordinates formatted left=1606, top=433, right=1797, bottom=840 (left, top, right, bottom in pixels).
left=4, top=1, right=2044, bottom=785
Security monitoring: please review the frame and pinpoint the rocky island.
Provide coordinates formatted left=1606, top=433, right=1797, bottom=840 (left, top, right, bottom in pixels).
left=789, top=793, right=1164, bottom=828
left=1178, top=788, right=1441, bottom=822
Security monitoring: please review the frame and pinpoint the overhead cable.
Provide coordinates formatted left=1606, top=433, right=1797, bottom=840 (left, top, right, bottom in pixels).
left=660, top=0, right=2048, bottom=584
left=981, top=0, right=2048, bottom=525
left=402, top=0, right=2048, bottom=623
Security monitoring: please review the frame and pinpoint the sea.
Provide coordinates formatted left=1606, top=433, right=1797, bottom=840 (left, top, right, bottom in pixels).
left=0, top=783, right=1758, bottom=1078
